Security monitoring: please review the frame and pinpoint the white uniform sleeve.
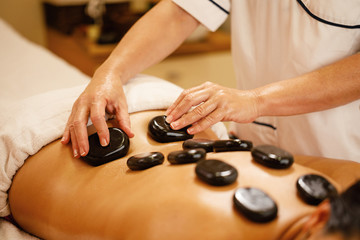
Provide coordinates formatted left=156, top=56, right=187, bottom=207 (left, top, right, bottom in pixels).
left=172, top=0, right=230, bottom=32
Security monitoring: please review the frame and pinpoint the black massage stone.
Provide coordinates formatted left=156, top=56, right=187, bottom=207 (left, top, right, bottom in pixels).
left=296, top=174, right=338, bottom=205
left=84, top=127, right=129, bottom=166
left=182, top=139, right=215, bottom=152
left=148, top=115, right=194, bottom=143
left=195, top=159, right=238, bottom=186
left=233, top=187, right=278, bottom=223
left=213, top=139, right=253, bottom=152
left=127, top=152, right=164, bottom=171
left=251, top=145, right=293, bottom=169
left=168, top=148, right=206, bottom=164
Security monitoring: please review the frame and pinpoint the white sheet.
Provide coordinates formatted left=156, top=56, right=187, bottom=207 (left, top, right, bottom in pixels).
left=0, top=18, right=228, bottom=239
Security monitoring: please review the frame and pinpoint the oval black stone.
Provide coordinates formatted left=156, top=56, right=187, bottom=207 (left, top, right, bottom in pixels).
left=127, top=152, right=164, bottom=171
left=213, top=139, right=253, bottom=152
left=296, top=174, right=338, bottom=205
left=251, top=145, right=293, bottom=169
left=195, top=159, right=238, bottom=186
left=233, top=187, right=278, bottom=223
left=148, top=115, right=194, bottom=143
left=83, top=127, right=129, bottom=166
left=168, top=148, right=206, bottom=164
left=182, top=139, right=215, bottom=152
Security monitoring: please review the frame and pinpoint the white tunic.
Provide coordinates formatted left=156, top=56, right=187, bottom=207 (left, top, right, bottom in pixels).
left=172, top=0, right=360, bottom=162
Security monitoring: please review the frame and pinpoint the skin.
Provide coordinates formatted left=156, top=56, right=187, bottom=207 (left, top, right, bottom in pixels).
left=165, top=54, right=360, bottom=134
left=61, top=0, right=200, bottom=158
left=10, top=110, right=359, bottom=240
left=62, top=0, right=360, bottom=159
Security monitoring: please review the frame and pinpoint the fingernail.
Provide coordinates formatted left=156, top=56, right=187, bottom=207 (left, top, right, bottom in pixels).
left=61, top=136, right=66, bottom=143
left=170, top=122, right=178, bottom=129
left=73, top=149, right=79, bottom=158
left=80, top=148, right=86, bottom=156
left=101, top=138, right=108, bottom=147
left=165, top=116, right=172, bottom=123
left=187, top=128, right=194, bottom=135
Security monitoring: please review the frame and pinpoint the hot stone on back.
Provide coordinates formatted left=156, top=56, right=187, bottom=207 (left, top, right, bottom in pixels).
left=168, top=148, right=206, bottom=164
left=195, top=159, right=238, bottom=186
left=148, top=115, right=194, bottom=143
left=296, top=174, right=338, bottom=205
left=83, top=127, right=129, bottom=166
left=127, top=152, right=164, bottom=170
left=233, top=187, right=278, bottom=223
left=182, top=139, right=215, bottom=152
left=251, top=145, right=293, bottom=169
left=213, top=139, right=253, bottom=152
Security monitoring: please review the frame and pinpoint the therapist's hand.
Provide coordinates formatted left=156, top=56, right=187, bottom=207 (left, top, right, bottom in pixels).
left=165, top=82, right=260, bottom=134
left=61, top=69, right=134, bottom=158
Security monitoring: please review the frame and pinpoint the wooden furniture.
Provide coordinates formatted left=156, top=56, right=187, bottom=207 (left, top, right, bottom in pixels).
left=46, top=26, right=231, bottom=77
left=42, top=0, right=132, bottom=34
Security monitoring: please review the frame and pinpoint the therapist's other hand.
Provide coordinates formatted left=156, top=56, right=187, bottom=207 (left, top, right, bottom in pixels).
left=61, top=69, right=134, bottom=158
left=165, top=82, right=259, bottom=134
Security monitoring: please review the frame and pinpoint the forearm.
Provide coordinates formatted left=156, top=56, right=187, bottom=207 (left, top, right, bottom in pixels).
left=98, top=0, right=199, bottom=84
left=255, top=53, right=360, bottom=117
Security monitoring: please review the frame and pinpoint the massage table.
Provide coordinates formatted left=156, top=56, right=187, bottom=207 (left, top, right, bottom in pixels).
left=1, top=18, right=359, bottom=239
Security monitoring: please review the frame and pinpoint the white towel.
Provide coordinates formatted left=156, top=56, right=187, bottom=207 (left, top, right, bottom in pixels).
left=0, top=18, right=228, bottom=239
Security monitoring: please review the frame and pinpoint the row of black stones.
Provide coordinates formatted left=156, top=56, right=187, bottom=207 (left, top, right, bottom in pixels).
left=125, top=143, right=279, bottom=222
left=126, top=142, right=338, bottom=223
left=126, top=148, right=207, bottom=171
left=146, top=115, right=339, bottom=221
left=183, top=138, right=253, bottom=153
left=126, top=148, right=239, bottom=187
left=184, top=139, right=278, bottom=222
left=84, top=116, right=338, bottom=223
left=184, top=139, right=293, bottom=169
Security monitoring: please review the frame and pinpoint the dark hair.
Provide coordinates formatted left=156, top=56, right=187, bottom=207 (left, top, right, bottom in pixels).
left=325, top=180, right=360, bottom=238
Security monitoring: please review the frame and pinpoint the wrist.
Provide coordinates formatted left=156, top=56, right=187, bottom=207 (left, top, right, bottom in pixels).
left=249, top=88, right=264, bottom=119
left=93, top=62, right=128, bottom=85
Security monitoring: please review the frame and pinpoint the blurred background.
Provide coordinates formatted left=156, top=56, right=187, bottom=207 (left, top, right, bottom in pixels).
left=0, top=0, right=236, bottom=90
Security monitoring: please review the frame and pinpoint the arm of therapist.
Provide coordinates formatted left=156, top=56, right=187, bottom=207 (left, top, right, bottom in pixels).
left=61, top=0, right=200, bottom=158
left=165, top=53, right=360, bottom=135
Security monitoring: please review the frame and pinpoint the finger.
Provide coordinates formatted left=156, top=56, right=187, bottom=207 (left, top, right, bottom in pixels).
left=165, top=92, right=187, bottom=122
left=61, top=124, right=71, bottom=144
left=115, top=107, right=134, bottom=138
left=90, top=99, right=110, bottom=147
left=62, top=106, right=77, bottom=145
left=186, top=108, right=223, bottom=135
left=167, top=88, right=210, bottom=124
left=166, top=84, right=209, bottom=122
left=73, top=107, right=91, bottom=156
left=69, top=124, right=80, bottom=158
left=170, top=97, right=217, bottom=130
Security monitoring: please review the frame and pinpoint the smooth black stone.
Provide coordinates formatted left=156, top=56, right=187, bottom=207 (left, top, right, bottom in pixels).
left=127, top=152, right=164, bottom=171
left=195, top=159, right=238, bottom=186
left=296, top=174, right=338, bottom=205
left=228, top=133, right=240, bottom=140
left=84, top=128, right=129, bottom=166
left=251, top=145, right=293, bottom=169
left=233, top=187, right=278, bottom=223
left=213, top=139, right=253, bottom=152
left=148, top=115, right=194, bottom=143
left=182, top=139, right=215, bottom=152
left=168, top=148, right=206, bottom=164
